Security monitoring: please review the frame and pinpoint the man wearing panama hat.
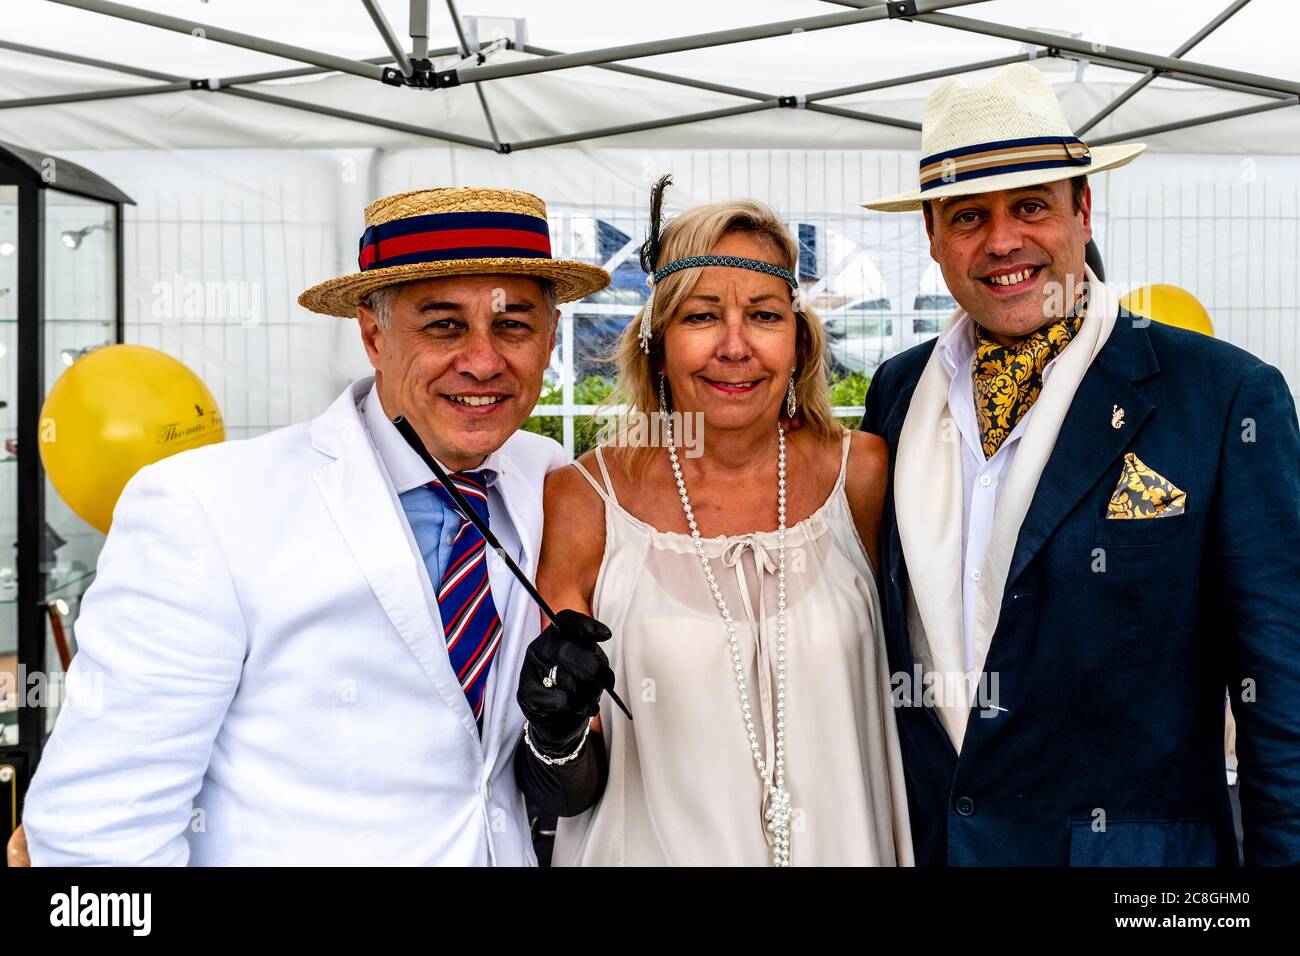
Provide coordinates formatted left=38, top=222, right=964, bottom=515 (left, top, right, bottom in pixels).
left=22, top=187, right=614, bottom=865
left=860, top=64, right=1300, bottom=866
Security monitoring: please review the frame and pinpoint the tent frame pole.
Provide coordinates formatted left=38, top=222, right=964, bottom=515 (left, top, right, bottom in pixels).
left=1091, top=97, right=1299, bottom=146
left=361, top=0, right=414, bottom=77
left=446, top=0, right=995, bottom=86
left=0, top=40, right=494, bottom=149
left=216, top=52, right=460, bottom=87
left=411, top=0, right=430, bottom=60
left=510, top=101, right=779, bottom=151
left=0, top=41, right=445, bottom=86
left=806, top=52, right=1035, bottom=102
left=521, top=45, right=773, bottom=101
left=0, top=37, right=175, bottom=81
left=43, top=0, right=389, bottom=81
left=1078, top=52, right=1292, bottom=101
left=805, top=102, right=920, bottom=131
left=515, top=46, right=1039, bottom=111
left=509, top=51, right=1086, bottom=149
left=913, top=10, right=1300, bottom=98
left=823, top=0, right=1292, bottom=101
left=1077, top=0, right=1255, bottom=134
left=444, top=0, right=503, bottom=149
left=0, top=81, right=193, bottom=110
left=222, top=86, right=497, bottom=149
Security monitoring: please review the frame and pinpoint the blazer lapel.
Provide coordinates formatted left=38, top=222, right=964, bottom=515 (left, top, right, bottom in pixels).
left=1005, top=313, right=1160, bottom=589
left=310, top=383, right=480, bottom=744
left=479, top=457, right=544, bottom=767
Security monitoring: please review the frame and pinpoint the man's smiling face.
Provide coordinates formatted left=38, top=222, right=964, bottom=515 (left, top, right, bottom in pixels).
left=358, top=274, right=558, bottom=470
left=926, top=177, right=1092, bottom=343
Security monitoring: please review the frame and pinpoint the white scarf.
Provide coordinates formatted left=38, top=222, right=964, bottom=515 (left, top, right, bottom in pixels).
left=894, top=265, right=1119, bottom=751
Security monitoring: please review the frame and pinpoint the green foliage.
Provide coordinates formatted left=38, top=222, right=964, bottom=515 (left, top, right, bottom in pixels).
left=521, top=370, right=872, bottom=454
left=574, top=375, right=616, bottom=406
left=522, top=375, right=617, bottom=456
left=828, top=369, right=872, bottom=429
left=828, top=369, right=871, bottom=407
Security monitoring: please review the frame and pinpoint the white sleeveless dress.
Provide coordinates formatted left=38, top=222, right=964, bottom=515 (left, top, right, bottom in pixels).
left=552, top=434, right=914, bottom=866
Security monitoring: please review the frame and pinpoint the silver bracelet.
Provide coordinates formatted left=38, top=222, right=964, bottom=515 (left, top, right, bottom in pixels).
left=523, top=720, right=592, bottom=766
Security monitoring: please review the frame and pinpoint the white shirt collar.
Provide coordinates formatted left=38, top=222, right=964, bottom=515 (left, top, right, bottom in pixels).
left=937, top=311, right=977, bottom=378
left=361, top=382, right=504, bottom=494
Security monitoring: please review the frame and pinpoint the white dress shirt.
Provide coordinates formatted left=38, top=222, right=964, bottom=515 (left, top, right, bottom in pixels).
left=360, top=383, right=525, bottom=736
left=936, top=313, right=1073, bottom=672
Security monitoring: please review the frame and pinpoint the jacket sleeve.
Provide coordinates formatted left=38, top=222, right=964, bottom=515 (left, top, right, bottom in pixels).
left=22, top=459, right=247, bottom=866
left=860, top=356, right=894, bottom=436
left=1218, top=363, right=1300, bottom=865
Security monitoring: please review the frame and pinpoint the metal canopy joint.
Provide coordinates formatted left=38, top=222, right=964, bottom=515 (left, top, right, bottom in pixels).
left=381, top=59, right=461, bottom=89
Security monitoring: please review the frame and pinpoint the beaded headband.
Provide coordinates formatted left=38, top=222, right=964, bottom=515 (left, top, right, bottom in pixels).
left=638, top=256, right=800, bottom=354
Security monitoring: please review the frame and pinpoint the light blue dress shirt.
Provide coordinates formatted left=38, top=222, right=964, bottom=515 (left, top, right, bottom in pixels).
left=399, top=472, right=468, bottom=590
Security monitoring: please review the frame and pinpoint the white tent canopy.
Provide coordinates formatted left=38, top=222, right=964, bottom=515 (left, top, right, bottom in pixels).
left=1, top=0, right=1297, bottom=154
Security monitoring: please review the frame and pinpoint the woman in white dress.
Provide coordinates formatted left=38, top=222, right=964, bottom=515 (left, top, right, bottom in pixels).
left=513, top=185, right=913, bottom=866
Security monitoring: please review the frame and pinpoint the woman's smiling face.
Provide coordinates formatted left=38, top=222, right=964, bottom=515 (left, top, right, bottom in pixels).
left=659, top=231, right=798, bottom=433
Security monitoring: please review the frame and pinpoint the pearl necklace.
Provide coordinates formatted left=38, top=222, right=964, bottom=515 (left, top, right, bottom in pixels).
left=665, top=419, right=792, bottom=867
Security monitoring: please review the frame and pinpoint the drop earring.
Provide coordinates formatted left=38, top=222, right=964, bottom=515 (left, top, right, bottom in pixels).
left=658, top=372, right=669, bottom=417
left=786, top=367, right=798, bottom=418
left=640, top=277, right=655, bottom=354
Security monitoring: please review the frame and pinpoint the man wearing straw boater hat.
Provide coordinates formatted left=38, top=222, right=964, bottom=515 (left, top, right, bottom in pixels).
left=860, top=64, right=1300, bottom=866
left=22, top=187, right=617, bottom=866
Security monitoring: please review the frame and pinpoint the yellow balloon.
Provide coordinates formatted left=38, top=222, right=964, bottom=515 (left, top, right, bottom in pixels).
left=39, top=344, right=225, bottom=532
left=1119, top=283, right=1215, bottom=337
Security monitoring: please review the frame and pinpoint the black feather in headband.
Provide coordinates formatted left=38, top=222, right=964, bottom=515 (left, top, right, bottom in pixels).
left=637, top=174, right=674, bottom=353
left=639, top=174, right=673, bottom=274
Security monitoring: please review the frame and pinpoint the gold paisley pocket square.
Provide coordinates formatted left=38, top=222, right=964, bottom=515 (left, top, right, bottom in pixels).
left=1107, top=452, right=1187, bottom=519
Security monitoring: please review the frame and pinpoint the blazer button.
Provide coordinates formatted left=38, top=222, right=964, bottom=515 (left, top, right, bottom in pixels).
left=955, top=795, right=976, bottom=817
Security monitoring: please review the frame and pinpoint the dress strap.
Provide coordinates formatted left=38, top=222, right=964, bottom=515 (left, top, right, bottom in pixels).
left=834, top=429, right=853, bottom=492
left=572, top=444, right=620, bottom=506
left=593, top=444, right=620, bottom=504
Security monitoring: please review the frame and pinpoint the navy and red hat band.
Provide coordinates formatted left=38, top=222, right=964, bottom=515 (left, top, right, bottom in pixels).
left=358, top=210, right=553, bottom=272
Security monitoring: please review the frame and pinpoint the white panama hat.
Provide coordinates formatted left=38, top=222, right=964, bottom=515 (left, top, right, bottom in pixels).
left=862, top=62, right=1147, bottom=213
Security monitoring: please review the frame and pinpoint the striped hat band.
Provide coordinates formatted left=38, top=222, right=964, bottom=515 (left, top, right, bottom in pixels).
left=919, top=135, right=1091, bottom=193
left=358, top=210, right=553, bottom=272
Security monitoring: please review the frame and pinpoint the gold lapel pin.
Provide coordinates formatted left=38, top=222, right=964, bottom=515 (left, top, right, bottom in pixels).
left=1111, top=405, right=1126, bottom=429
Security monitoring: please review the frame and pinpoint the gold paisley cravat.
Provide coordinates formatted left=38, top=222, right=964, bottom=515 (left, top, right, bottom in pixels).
left=972, top=300, right=1085, bottom=459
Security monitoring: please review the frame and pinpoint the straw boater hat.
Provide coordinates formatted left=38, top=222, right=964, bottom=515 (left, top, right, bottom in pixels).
left=299, top=186, right=610, bottom=317
left=862, top=63, right=1147, bottom=213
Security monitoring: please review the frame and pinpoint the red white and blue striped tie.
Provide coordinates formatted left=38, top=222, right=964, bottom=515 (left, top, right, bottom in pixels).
left=428, top=471, right=502, bottom=733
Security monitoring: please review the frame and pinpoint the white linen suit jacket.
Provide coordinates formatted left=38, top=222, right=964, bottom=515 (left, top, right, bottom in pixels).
left=24, top=377, right=566, bottom=866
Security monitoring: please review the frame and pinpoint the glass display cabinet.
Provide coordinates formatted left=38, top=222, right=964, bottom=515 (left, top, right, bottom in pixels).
left=0, top=141, right=130, bottom=852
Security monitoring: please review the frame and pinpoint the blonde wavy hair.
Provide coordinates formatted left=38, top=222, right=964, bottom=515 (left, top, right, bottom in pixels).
left=603, top=199, right=839, bottom=474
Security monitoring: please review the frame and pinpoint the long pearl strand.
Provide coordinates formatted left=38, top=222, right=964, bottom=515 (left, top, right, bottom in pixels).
left=665, top=419, right=792, bottom=867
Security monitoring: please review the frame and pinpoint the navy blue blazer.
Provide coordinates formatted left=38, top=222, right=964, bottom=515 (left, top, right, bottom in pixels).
left=861, top=307, right=1300, bottom=866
